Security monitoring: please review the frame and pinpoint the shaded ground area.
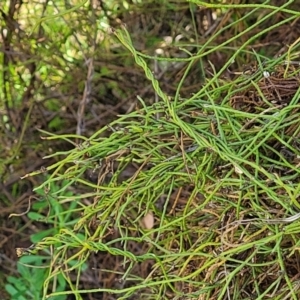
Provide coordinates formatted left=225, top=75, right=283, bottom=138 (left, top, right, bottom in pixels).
left=2, top=0, right=300, bottom=299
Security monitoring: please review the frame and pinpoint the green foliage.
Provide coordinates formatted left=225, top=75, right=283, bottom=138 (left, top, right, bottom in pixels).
left=4, top=0, right=300, bottom=299
left=5, top=256, right=66, bottom=300
left=6, top=178, right=86, bottom=299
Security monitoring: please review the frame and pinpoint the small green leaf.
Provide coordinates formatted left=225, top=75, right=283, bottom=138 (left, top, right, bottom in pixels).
left=28, top=212, right=45, bottom=221
left=31, top=228, right=57, bottom=243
